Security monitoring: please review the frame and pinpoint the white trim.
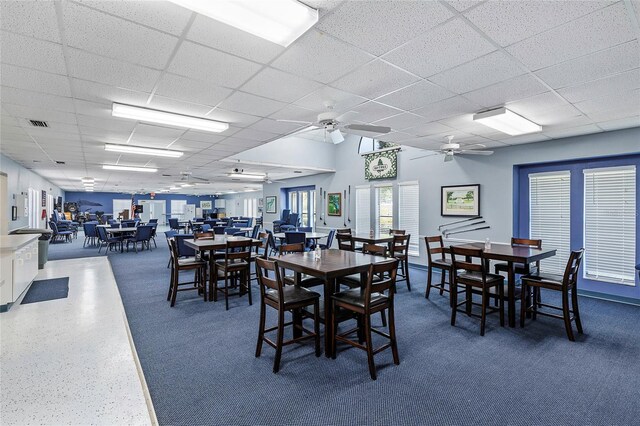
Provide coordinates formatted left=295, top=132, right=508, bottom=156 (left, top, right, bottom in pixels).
left=398, top=180, right=419, bottom=186
left=355, top=184, right=371, bottom=189
left=373, top=182, right=393, bottom=188
left=359, top=146, right=402, bottom=156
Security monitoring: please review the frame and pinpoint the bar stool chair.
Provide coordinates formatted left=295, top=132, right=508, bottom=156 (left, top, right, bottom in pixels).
left=336, top=233, right=355, bottom=251
left=331, top=259, right=400, bottom=380
left=255, top=257, right=321, bottom=373
left=520, top=249, right=584, bottom=341
left=212, top=239, right=253, bottom=310
left=390, top=234, right=411, bottom=291
left=424, top=235, right=454, bottom=304
left=167, top=238, right=208, bottom=307
left=278, top=243, right=324, bottom=288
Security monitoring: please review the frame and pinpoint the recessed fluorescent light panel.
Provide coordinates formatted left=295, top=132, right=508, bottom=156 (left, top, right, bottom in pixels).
left=228, top=173, right=265, bottom=180
left=473, top=107, right=542, bottom=136
left=105, top=144, right=183, bottom=158
left=103, top=165, right=158, bottom=173
left=112, top=103, right=228, bottom=133
left=168, top=0, right=318, bottom=47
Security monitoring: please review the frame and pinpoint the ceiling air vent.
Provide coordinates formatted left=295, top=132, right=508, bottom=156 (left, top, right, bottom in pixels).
left=29, top=120, right=48, bottom=127
left=55, top=161, right=65, bottom=164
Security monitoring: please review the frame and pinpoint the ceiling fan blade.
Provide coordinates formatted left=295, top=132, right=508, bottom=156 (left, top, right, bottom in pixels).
left=409, top=151, right=439, bottom=161
left=343, top=124, right=391, bottom=134
left=276, top=119, right=313, bottom=124
left=459, top=150, right=494, bottom=155
left=191, top=175, right=210, bottom=181
left=292, top=126, right=322, bottom=137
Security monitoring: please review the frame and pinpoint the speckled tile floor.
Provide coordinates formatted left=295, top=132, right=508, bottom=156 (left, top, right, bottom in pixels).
left=0, top=257, right=154, bottom=426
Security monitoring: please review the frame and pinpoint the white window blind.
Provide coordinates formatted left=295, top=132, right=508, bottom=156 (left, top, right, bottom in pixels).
left=375, top=185, right=393, bottom=234
left=355, top=185, right=371, bottom=235
left=583, top=166, right=636, bottom=285
left=398, top=181, right=419, bottom=256
left=529, top=171, right=571, bottom=274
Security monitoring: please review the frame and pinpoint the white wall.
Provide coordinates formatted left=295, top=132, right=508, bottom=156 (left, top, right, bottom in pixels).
left=263, top=127, right=640, bottom=264
left=218, top=190, right=263, bottom=218
left=0, top=154, right=65, bottom=232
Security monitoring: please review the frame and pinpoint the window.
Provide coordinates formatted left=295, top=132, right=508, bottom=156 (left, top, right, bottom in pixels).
left=355, top=185, right=371, bottom=235
left=170, top=200, right=187, bottom=220
left=358, top=137, right=399, bottom=155
left=583, top=166, right=636, bottom=285
left=375, top=185, right=393, bottom=234
left=286, top=187, right=315, bottom=228
left=243, top=198, right=258, bottom=217
left=529, top=171, right=571, bottom=274
left=398, top=181, right=419, bottom=256
left=28, top=188, right=38, bottom=228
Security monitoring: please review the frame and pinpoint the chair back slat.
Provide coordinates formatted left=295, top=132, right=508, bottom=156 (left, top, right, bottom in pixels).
left=363, top=243, right=387, bottom=257
left=512, top=237, right=542, bottom=249
left=389, top=229, right=406, bottom=235
left=336, top=228, right=351, bottom=235
left=194, top=231, right=214, bottom=240
left=425, top=235, right=446, bottom=261
left=450, top=246, right=484, bottom=275
left=563, top=249, right=585, bottom=288
left=336, top=233, right=354, bottom=251
left=391, top=234, right=410, bottom=255
left=284, top=231, right=306, bottom=245
left=256, top=257, right=284, bottom=303
left=174, top=234, right=196, bottom=257
left=224, top=239, right=252, bottom=262
left=279, top=242, right=305, bottom=255
left=366, top=259, right=399, bottom=306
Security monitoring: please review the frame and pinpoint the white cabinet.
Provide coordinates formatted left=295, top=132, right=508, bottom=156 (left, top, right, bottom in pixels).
left=1, top=235, right=39, bottom=310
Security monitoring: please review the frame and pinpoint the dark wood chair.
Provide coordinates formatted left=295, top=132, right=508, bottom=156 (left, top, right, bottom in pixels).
left=450, top=246, right=504, bottom=336
left=336, top=233, right=355, bottom=251
left=331, top=259, right=400, bottom=380
left=167, top=238, right=208, bottom=307
left=424, top=236, right=454, bottom=303
left=520, top=249, right=585, bottom=341
left=389, top=229, right=406, bottom=235
left=336, top=228, right=352, bottom=235
left=212, top=239, right=253, bottom=310
left=249, top=231, right=270, bottom=283
left=494, top=238, right=542, bottom=275
left=390, top=234, right=411, bottom=291
left=255, top=257, right=321, bottom=373
left=278, top=243, right=324, bottom=288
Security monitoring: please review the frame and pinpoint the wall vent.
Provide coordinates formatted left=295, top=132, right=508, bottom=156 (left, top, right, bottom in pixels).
left=55, top=160, right=65, bottom=164
left=29, top=120, right=48, bottom=127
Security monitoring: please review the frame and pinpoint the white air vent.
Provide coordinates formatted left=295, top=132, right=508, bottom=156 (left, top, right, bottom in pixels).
left=29, top=120, right=48, bottom=127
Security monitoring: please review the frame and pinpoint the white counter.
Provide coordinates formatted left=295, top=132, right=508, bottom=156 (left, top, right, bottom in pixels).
left=1, top=234, right=39, bottom=251
left=1, top=234, right=39, bottom=310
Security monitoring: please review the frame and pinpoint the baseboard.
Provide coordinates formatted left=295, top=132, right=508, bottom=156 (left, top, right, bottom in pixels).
left=577, top=290, right=640, bottom=306
left=0, top=302, right=12, bottom=313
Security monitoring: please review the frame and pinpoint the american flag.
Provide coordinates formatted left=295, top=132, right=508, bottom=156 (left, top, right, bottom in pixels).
left=130, top=193, right=136, bottom=219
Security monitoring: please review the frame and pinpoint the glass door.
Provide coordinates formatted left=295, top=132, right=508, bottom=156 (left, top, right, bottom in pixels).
left=287, top=187, right=315, bottom=228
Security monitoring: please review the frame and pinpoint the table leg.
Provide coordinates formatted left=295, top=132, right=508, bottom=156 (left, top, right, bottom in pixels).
left=292, top=272, right=303, bottom=339
left=507, top=261, right=515, bottom=327
left=324, top=278, right=335, bottom=358
left=208, top=249, right=216, bottom=302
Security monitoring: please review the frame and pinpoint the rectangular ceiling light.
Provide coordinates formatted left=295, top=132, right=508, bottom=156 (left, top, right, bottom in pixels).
left=103, top=164, right=158, bottom=173
left=105, top=143, right=183, bottom=158
left=228, top=173, right=264, bottom=180
left=168, top=0, right=318, bottom=47
left=473, top=107, right=542, bottom=136
left=112, top=103, right=228, bottom=133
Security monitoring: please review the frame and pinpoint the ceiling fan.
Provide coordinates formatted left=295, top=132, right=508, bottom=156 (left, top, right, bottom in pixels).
left=278, top=101, right=392, bottom=144
left=263, top=173, right=285, bottom=184
left=174, top=171, right=210, bottom=186
left=228, top=168, right=284, bottom=184
left=411, top=135, right=494, bottom=162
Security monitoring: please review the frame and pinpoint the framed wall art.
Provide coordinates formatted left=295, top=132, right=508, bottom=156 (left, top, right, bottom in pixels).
left=265, top=196, right=277, bottom=214
left=441, top=184, right=480, bottom=217
left=327, top=192, right=342, bottom=216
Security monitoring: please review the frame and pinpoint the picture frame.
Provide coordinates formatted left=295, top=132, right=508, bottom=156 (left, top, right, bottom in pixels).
left=265, top=196, right=277, bottom=214
left=11, top=205, right=18, bottom=221
left=327, top=192, right=342, bottom=216
left=441, top=184, right=480, bottom=217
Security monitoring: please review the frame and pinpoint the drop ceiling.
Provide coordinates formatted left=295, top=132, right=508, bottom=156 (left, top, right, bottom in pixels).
left=1, top=0, right=638, bottom=195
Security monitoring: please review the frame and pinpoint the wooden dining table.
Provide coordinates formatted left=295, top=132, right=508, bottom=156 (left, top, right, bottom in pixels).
left=273, top=231, right=328, bottom=241
left=104, top=227, right=138, bottom=253
left=448, top=242, right=557, bottom=327
left=184, top=236, right=261, bottom=301
left=274, top=249, right=389, bottom=356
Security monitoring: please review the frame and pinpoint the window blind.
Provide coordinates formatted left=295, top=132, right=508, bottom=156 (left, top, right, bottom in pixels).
left=375, top=185, right=393, bottom=234
left=583, top=166, right=636, bottom=285
left=355, top=185, right=371, bottom=235
left=529, top=171, right=571, bottom=274
left=398, top=181, right=419, bottom=256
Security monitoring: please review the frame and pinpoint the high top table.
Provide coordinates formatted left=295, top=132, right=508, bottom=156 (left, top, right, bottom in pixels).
left=448, top=242, right=557, bottom=327
left=274, top=249, right=388, bottom=356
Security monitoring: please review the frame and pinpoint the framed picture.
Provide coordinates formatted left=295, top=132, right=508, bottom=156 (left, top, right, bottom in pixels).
left=11, top=205, right=18, bottom=221
left=265, top=196, right=277, bottom=214
left=441, top=184, right=480, bottom=217
left=258, top=198, right=264, bottom=208
left=327, top=192, right=342, bottom=216
left=200, top=200, right=212, bottom=209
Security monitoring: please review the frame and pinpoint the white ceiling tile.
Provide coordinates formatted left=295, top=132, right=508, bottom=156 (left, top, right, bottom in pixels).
left=465, top=0, right=613, bottom=47
left=179, top=130, right=226, bottom=145
left=0, top=64, right=71, bottom=97
left=437, top=114, right=503, bottom=136
left=72, top=100, right=116, bottom=119
left=63, top=2, right=179, bottom=70
left=154, top=73, right=232, bottom=108
left=506, top=3, right=635, bottom=71
left=429, top=51, right=524, bottom=94
left=331, top=60, right=420, bottom=99
left=534, top=41, right=640, bottom=90
left=79, top=126, right=132, bottom=144
left=217, top=92, right=287, bottom=117
left=558, top=69, right=640, bottom=103
left=269, top=105, right=318, bottom=123
left=376, top=81, right=455, bottom=111
left=543, top=124, right=604, bottom=139
left=403, top=121, right=455, bottom=137
left=293, top=86, right=367, bottom=114
left=271, top=29, right=373, bottom=84
left=383, top=18, right=496, bottom=78
left=77, top=1, right=192, bottom=36
left=463, top=74, right=550, bottom=108
left=187, top=15, right=284, bottom=64
left=2, top=103, right=77, bottom=125
left=147, top=96, right=213, bottom=117
left=240, top=68, right=322, bottom=103
left=0, top=31, right=66, bottom=74
left=498, top=134, right=552, bottom=146
left=168, top=41, right=262, bottom=89
left=373, top=113, right=426, bottom=131
left=596, top=116, right=640, bottom=131
left=26, top=124, right=80, bottom=138
left=249, top=118, right=307, bottom=135
left=232, top=128, right=279, bottom=142
left=375, top=131, right=413, bottom=143
left=317, top=1, right=452, bottom=56
left=348, top=101, right=403, bottom=123
left=76, top=113, right=137, bottom=133
left=0, top=87, right=75, bottom=113
left=0, top=0, right=60, bottom=42
left=446, top=1, right=484, bottom=12
left=412, top=96, right=482, bottom=122
left=574, top=93, right=639, bottom=116
left=70, top=78, right=150, bottom=106
left=128, top=123, right=185, bottom=147
left=66, top=48, right=162, bottom=92
left=587, top=105, right=640, bottom=122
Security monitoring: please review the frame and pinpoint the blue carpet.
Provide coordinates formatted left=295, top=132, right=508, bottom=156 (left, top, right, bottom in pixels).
left=47, top=231, right=106, bottom=260
left=21, top=277, right=69, bottom=304
left=107, top=241, right=640, bottom=425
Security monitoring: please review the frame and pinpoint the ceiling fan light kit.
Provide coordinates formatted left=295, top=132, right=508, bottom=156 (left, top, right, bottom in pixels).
left=473, top=107, right=541, bottom=136
left=112, top=103, right=229, bottom=133
left=168, top=0, right=318, bottom=47
left=104, top=143, right=183, bottom=158
left=103, top=164, right=158, bottom=173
